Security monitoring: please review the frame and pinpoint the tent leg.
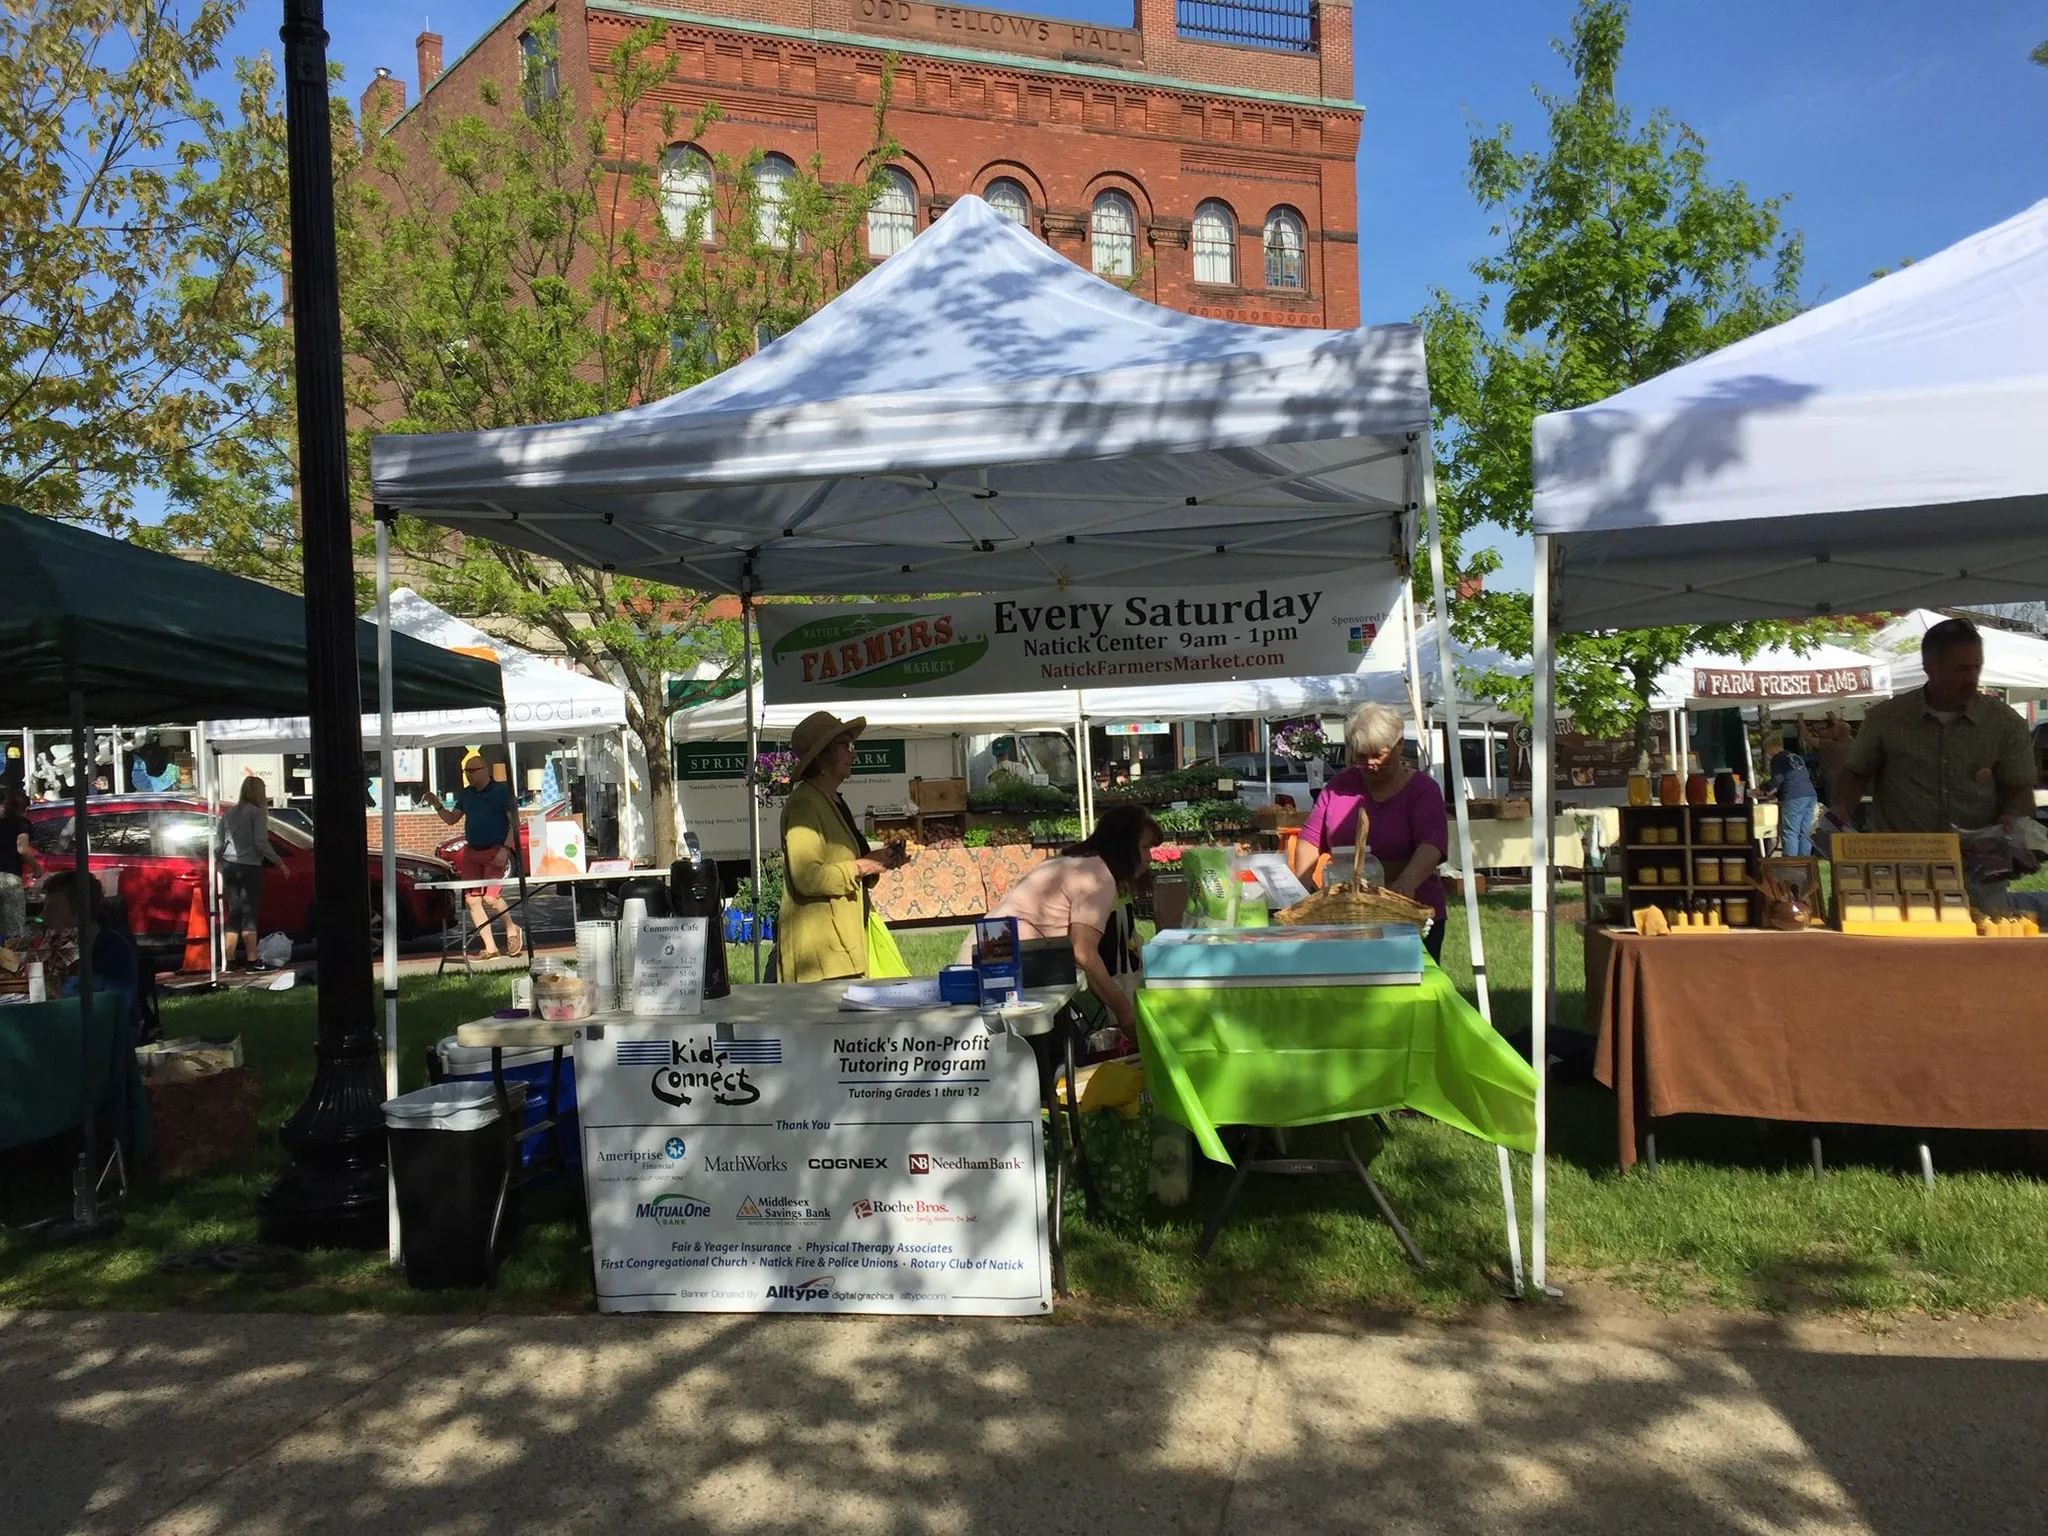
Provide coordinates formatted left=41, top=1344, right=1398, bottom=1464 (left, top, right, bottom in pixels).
left=1418, top=436, right=1521, bottom=1296
left=51, top=689, right=120, bottom=1243
left=499, top=707, right=528, bottom=944
left=1531, top=533, right=1557, bottom=1298
left=1077, top=711, right=1095, bottom=835
left=742, top=588, right=763, bottom=982
left=376, top=514, right=402, bottom=1267
left=1262, top=720, right=1273, bottom=805
left=198, top=724, right=219, bottom=984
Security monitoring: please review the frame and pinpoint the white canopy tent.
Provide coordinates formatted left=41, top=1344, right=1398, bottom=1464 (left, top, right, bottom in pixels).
left=207, top=587, right=627, bottom=751
left=371, top=195, right=1525, bottom=1289
left=1525, top=197, right=2048, bottom=1294
left=1872, top=610, right=2048, bottom=701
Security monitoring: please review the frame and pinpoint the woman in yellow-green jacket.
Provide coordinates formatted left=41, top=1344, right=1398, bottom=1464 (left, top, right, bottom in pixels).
left=776, top=711, right=904, bottom=982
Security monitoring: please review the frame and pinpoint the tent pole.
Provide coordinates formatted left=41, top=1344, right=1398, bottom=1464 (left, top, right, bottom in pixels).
left=498, top=707, right=528, bottom=948
left=1417, top=435, right=1521, bottom=1296
left=56, top=687, right=117, bottom=1240
left=742, top=585, right=763, bottom=982
left=1401, top=587, right=1431, bottom=776
left=1531, top=533, right=1556, bottom=1298
left=1262, top=719, right=1272, bottom=805
left=376, top=513, right=401, bottom=1267
left=199, top=725, right=218, bottom=983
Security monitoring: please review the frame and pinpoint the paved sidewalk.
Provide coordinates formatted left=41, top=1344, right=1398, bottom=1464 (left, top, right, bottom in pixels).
left=4, top=1307, right=2045, bottom=1535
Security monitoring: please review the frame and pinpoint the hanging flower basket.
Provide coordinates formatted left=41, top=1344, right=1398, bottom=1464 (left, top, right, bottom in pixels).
left=748, top=750, right=795, bottom=805
left=1272, top=721, right=1329, bottom=763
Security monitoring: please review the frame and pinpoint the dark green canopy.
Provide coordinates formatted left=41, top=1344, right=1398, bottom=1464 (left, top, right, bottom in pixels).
left=0, top=503, right=504, bottom=727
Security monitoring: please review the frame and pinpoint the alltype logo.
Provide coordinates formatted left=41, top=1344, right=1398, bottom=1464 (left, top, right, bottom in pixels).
left=634, top=1192, right=714, bottom=1226
left=765, top=1275, right=834, bottom=1300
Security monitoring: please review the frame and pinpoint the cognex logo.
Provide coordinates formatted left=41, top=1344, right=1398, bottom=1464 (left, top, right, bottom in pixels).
left=772, top=610, right=989, bottom=689
left=765, top=1275, right=834, bottom=1300
left=808, top=1156, right=888, bottom=1170
left=633, top=1191, right=714, bottom=1226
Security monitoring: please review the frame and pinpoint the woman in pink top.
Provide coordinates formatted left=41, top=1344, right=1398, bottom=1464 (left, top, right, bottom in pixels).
left=1288, top=702, right=1450, bottom=960
left=963, top=804, right=1161, bottom=1034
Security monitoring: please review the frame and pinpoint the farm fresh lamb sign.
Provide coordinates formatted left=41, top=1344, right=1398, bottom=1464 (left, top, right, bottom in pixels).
left=755, top=570, right=1399, bottom=705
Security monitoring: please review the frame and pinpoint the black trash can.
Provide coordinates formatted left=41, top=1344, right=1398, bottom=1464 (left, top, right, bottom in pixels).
left=383, top=1081, right=526, bottom=1289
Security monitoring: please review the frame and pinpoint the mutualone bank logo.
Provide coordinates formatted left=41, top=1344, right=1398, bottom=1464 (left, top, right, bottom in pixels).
left=634, top=1191, right=715, bottom=1226
left=772, top=610, right=987, bottom=689
left=616, top=1034, right=781, bottom=1109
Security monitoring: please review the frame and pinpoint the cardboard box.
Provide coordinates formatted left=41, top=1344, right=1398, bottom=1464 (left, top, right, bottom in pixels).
left=910, top=776, right=967, bottom=813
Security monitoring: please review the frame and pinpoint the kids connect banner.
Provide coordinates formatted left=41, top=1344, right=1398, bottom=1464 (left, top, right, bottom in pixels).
left=754, top=569, right=1402, bottom=705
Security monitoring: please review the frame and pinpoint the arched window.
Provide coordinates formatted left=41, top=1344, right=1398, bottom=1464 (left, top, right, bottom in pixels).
left=754, top=154, right=797, bottom=248
left=1091, top=190, right=1136, bottom=278
left=984, top=178, right=1031, bottom=226
left=659, top=145, right=713, bottom=243
left=1192, top=199, right=1236, bottom=286
left=1264, top=206, right=1306, bottom=290
left=868, top=167, right=916, bottom=257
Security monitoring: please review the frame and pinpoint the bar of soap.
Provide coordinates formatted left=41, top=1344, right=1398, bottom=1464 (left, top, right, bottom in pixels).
left=1905, top=896, right=1937, bottom=923
left=1869, top=864, right=1898, bottom=893
left=1836, top=864, right=1867, bottom=891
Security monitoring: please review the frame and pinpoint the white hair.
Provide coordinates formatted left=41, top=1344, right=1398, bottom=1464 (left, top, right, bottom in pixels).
left=1344, top=703, right=1404, bottom=763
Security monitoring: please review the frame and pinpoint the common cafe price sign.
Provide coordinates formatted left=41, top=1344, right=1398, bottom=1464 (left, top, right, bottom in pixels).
left=754, top=568, right=1401, bottom=705
left=573, top=1013, right=1053, bottom=1316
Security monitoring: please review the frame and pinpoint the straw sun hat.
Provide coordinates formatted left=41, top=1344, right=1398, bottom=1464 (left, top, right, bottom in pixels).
left=789, top=710, right=867, bottom=781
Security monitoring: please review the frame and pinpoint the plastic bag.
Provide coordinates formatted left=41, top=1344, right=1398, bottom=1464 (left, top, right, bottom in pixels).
left=258, top=931, right=294, bottom=969
left=1955, top=819, right=2048, bottom=884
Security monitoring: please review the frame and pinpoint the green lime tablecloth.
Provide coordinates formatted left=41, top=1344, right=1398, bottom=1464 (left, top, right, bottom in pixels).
left=1135, top=964, right=1537, bottom=1165
left=0, top=993, right=152, bottom=1164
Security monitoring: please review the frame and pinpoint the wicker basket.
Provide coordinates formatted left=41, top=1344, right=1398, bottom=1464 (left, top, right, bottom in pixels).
left=1275, top=837, right=1433, bottom=928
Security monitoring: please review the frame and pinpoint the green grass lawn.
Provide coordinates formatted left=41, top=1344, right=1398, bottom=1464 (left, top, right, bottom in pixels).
left=4, top=891, right=2045, bottom=1319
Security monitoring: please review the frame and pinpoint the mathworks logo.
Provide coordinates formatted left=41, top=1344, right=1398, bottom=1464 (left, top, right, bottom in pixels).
left=634, top=1191, right=714, bottom=1227
left=765, top=1275, right=834, bottom=1300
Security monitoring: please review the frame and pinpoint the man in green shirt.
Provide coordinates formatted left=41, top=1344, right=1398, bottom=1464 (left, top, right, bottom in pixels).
left=1829, top=617, right=2035, bottom=838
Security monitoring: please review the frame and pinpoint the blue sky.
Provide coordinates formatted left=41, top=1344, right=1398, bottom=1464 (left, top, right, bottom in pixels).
left=203, top=0, right=2048, bottom=584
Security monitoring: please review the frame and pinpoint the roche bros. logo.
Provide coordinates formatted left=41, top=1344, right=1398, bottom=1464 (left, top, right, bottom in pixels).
left=772, top=610, right=989, bottom=690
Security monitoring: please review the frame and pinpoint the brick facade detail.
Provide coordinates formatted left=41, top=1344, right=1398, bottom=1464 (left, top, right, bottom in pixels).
left=393, top=0, right=1362, bottom=327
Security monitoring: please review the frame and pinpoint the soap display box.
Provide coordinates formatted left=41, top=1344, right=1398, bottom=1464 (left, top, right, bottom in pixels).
left=1142, top=924, right=1425, bottom=989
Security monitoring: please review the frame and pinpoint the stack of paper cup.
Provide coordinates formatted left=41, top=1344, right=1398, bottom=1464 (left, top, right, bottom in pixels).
left=576, top=920, right=619, bottom=1013
left=617, top=897, right=647, bottom=1002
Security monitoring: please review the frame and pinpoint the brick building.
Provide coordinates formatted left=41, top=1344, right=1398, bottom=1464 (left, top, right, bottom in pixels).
left=369, top=0, right=1363, bottom=328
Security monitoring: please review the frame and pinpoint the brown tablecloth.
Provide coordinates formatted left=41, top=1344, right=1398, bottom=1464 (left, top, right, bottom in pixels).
left=1593, top=929, right=2048, bottom=1169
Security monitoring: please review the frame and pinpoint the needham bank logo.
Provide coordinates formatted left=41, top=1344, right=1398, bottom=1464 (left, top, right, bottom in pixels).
left=634, top=1191, right=714, bottom=1226
left=616, top=1033, right=782, bottom=1109
left=765, top=1275, right=834, bottom=1301
left=772, top=611, right=988, bottom=689
left=910, top=1152, right=1025, bottom=1175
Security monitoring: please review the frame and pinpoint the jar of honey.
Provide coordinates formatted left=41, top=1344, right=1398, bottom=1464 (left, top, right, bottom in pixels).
left=1723, top=894, right=1751, bottom=927
left=1699, top=817, right=1724, bottom=845
left=1695, top=855, right=1722, bottom=886
left=1657, top=764, right=1683, bottom=806
left=1684, top=753, right=1712, bottom=805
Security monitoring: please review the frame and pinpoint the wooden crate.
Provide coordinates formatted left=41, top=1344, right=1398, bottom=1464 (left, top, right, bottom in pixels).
left=1618, top=804, right=1764, bottom=928
left=909, top=776, right=967, bottom=813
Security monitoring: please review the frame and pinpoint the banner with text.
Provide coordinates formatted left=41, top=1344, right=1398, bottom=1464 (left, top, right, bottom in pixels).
left=755, top=570, right=1401, bottom=705
left=574, top=1015, right=1052, bottom=1316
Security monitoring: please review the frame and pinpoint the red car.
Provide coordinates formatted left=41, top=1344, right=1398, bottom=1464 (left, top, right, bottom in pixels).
left=26, top=794, right=455, bottom=967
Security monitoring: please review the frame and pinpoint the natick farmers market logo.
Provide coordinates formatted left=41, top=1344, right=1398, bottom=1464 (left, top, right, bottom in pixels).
left=773, top=611, right=986, bottom=689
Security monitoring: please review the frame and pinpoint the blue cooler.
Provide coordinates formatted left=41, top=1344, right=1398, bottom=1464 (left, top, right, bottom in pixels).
left=432, top=1035, right=581, bottom=1170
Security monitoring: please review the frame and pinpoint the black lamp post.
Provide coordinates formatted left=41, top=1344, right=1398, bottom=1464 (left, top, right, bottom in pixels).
left=257, top=0, right=385, bottom=1249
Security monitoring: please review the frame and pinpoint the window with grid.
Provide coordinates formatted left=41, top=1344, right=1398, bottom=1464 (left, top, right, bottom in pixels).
left=519, top=30, right=559, bottom=116
left=868, top=168, right=916, bottom=257
left=659, top=145, right=714, bottom=243
left=1192, top=200, right=1236, bottom=285
left=754, top=154, right=796, bottom=248
left=984, top=178, right=1031, bottom=227
left=1264, top=206, right=1306, bottom=289
left=1091, top=191, right=1137, bottom=278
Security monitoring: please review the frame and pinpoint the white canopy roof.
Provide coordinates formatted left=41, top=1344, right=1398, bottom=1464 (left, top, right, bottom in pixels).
left=208, top=588, right=626, bottom=752
left=1531, top=197, right=2048, bottom=630
left=1648, top=637, right=1892, bottom=712
left=1871, top=610, right=2048, bottom=699
left=369, top=196, right=1428, bottom=597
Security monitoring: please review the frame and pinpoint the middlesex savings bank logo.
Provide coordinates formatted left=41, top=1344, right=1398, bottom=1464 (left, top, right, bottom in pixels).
left=772, top=611, right=987, bottom=689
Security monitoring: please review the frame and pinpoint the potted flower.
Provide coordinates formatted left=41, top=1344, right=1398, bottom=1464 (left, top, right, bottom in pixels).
left=1273, top=720, right=1330, bottom=788
left=747, top=749, right=795, bottom=805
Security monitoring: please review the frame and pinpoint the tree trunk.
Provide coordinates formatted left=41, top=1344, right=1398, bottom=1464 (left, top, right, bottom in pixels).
left=626, top=682, right=679, bottom=868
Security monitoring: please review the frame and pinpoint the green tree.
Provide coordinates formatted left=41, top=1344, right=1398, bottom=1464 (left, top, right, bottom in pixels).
left=342, top=19, right=897, bottom=862
left=0, top=0, right=277, bottom=527
left=1424, top=0, right=1850, bottom=747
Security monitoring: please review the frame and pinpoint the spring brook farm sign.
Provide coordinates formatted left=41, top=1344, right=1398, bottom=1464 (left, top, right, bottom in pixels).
left=754, top=571, right=1401, bottom=705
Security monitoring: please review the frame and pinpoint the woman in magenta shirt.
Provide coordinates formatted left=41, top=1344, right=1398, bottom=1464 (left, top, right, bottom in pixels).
left=1288, top=702, right=1450, bottom=960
